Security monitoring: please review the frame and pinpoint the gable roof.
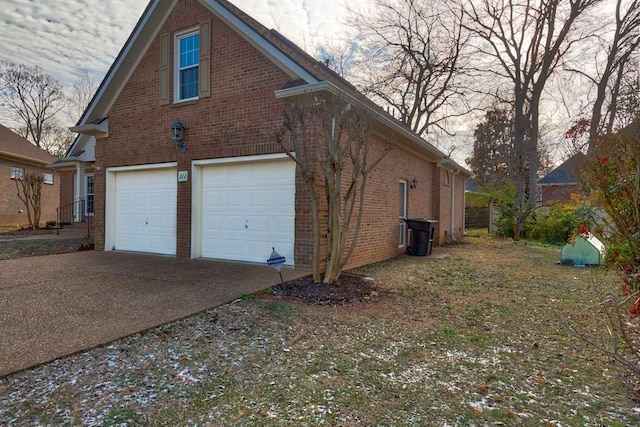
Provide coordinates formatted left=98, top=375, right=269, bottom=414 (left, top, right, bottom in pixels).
left=67, top=0, right=471, bottom=176
left=537, top=152, right=586, bottom=186
left=0, top=123, right=57, bottom=166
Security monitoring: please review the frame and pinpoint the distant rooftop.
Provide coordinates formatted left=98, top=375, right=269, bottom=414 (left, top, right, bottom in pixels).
left=538, top=152, right=586, bottom=185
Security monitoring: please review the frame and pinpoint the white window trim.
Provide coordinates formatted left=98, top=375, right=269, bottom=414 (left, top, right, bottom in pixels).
left=174, top=28, right=200, bottom=103
left=85, top=174, right=95, bottom=216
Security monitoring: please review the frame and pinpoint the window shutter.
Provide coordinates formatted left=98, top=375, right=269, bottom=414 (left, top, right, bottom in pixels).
left=199, top=20, right=211, bottom=99
left=159, top=33, right=170, bottom=105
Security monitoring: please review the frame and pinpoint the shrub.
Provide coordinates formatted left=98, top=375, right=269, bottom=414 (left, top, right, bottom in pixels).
left=527, top=195, right=597, bottom=245
left=581, top=123, right=640, bottom=294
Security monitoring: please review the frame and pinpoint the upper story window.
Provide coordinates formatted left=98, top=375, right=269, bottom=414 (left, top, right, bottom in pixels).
left=161, top=22, right=209, bottom=105
left=175, top=30, right=200, bottom=101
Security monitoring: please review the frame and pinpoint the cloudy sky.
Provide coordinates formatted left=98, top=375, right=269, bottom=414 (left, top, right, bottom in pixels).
left=0, top=0, right=351, bottom=91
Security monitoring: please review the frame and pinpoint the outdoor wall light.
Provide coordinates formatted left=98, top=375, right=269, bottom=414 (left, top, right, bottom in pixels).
left=171, top=120, right=186, bottom=152
left=410, top=177, right=418, bottom=189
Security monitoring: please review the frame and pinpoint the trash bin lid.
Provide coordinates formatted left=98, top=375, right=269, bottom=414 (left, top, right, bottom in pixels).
left=405, top=218, right=432, bottom=230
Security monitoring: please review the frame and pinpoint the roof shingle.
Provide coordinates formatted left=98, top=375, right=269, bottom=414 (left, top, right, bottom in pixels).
left=0, top=124, right=57, bottom=165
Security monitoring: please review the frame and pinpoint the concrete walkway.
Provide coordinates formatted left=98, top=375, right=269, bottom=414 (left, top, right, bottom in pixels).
left=0, top=251, right=306, bottom=377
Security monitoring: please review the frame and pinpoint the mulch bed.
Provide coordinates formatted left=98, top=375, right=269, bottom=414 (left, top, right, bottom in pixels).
left=275, top=272, right=380, bottom=306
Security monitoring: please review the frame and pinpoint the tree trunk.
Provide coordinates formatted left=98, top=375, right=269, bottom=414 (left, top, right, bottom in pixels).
left=304, top=175, right=322, bottom=283
left=324, top=169, right=343, bottom=284
left=15, top=173, right=43, bottom=229
left=513, top=216, right=523, bottom=241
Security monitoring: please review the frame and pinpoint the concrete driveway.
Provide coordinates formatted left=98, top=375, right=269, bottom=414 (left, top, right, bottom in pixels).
left=0, top=251, right=306, bottom=377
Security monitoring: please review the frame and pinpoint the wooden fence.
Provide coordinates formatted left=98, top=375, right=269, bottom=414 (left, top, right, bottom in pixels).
left=465, top=207, right=490, bottom=229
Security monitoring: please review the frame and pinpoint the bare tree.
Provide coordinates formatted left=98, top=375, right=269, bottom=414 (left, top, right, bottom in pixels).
left=67, top=71, right=97, bottom=124
left=0, top=61, right=66, bottom=148
left=38, top=120, right=76, bottom=159
left=568, top=0, right=640, bottom=151
left=347, top=0, right=471, bottom=138
left=276, top=93, right=393, bottom=284
left=15, top=171, right=44, bottom=229
left=615, top=66, right=640, bottom=127
left=14, top=119, right=74, bottom=159
left=460, top=0, right=602, bottom=240
left=317, top=39, right=360, bottom=78
left=275, top=99, right=323, bottom=282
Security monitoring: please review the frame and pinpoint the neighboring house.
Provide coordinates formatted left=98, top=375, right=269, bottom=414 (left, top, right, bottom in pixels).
left=52, top=0, right=471, bottom=270
left=0, top=124, right=59, bottom=228
left=537, top=152, right=586, bottom=205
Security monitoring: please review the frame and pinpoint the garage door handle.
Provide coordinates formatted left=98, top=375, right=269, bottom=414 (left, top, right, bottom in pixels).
left=245, top=220, right=248, bottom=229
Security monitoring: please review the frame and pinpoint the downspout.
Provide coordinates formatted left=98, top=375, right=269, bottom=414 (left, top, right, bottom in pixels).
left=450, top=166, right=460, bottom=241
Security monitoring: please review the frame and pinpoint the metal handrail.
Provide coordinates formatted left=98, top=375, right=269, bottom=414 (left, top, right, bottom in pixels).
left=56, top=199, right=90, bottom=236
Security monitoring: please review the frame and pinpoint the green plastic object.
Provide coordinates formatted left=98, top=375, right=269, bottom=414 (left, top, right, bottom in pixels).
left=560, top=234, right=605, bottom=267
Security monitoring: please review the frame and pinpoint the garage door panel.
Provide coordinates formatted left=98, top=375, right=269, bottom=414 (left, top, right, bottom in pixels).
left=114, top=168, right=176, bottom=255
left=198, top=159, right=294, bottom=264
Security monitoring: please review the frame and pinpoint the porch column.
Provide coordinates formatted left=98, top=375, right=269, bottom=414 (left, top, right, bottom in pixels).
left=75, top=162, right=85, bottom=222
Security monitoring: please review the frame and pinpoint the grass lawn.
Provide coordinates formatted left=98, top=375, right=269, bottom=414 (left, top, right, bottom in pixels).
left=0, top=227, right=92, bottom=260
left=1, top=234, right=639, bottom=425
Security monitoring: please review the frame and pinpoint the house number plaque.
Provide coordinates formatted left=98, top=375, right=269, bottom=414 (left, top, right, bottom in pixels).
left=178, top=170, right=188, bottom=182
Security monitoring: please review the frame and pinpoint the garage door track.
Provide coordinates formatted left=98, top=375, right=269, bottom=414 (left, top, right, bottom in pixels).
left=0, top=251, right=306, bottom=377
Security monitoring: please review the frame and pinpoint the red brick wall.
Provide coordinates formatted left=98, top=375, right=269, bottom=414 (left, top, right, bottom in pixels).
left=58, top=170, right=75, bottom=208
left=92, top=0, right=466, bottom=269
left=540, top=184, right=584, bottom=205
left=93, top=138, right=106, bottom=250
left=0, top=159, right=59, bottom=227
left=339, top=138, right=440, bottom=270
left=93, top=1, right=294, bottom=253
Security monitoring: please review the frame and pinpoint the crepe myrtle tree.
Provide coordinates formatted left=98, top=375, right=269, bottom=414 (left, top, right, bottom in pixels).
left=558, top=123, right=640, bottom=377
left=275, top=93, right=393, bottom=284
left=15, top=171, right=44, bottom=229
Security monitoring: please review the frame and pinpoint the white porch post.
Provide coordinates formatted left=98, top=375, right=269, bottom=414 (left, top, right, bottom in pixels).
left=74, top=162, right=85, bottom=222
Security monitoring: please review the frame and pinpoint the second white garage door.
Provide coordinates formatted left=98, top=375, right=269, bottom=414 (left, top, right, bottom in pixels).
left=194, top=157, right=295, bottom=265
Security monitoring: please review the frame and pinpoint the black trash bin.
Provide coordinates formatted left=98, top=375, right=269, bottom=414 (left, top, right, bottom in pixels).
left=404, top=218, right=438, bottom=256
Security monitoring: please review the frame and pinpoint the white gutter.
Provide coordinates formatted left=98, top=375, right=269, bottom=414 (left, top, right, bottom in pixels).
left=450, top=166, right=461, bottom=240
left=70, top=120, right=108, bottom=138
left=438, top=157, right=464, bottom=241
left=0, top=151, right=53, bottom=167
left=275, top=81, right=449, bottom=162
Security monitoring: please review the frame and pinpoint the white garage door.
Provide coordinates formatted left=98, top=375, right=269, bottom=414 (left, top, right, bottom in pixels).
left=197, top=158, right=295, bottom=264
left=113, top=168, right=177, bottom=255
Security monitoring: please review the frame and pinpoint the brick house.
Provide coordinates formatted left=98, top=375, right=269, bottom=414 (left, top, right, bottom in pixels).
left=0, top=124, right=59, bottom=228
left=537, top=152, right=586, bottom=205
left=52, top=0, right=470, bottom=270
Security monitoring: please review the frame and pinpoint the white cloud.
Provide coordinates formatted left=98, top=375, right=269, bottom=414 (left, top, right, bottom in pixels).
left=0, top=0, right=350, bottom=92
